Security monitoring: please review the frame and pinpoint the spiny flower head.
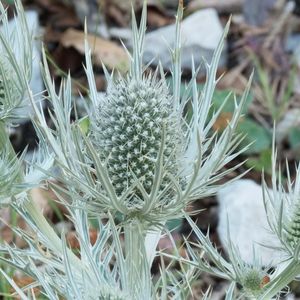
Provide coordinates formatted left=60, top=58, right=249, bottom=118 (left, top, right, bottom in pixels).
left=75, top=1, right=250, bottom=222
left=93, top=74, right=181, bottom=200
left=242, top=268, right=265, bottom=296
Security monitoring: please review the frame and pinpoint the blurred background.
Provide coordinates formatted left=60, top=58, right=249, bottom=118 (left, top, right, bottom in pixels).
left=1, top=0, right=300, bottom=298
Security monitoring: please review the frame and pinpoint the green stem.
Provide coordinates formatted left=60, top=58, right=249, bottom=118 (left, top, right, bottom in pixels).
left=145, top=224, right=164, bottom=266
left=124, top=220, right=151, bottom=297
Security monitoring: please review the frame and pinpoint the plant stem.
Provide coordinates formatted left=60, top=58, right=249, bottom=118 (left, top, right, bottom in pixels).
left=124, top=220, right=151, bottom=298
left=145, top=226, right=162, bottom=266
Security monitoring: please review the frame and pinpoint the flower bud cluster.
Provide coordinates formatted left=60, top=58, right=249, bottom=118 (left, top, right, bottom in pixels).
left=241, top=267, right=269, bottom=298
left=93, top=75, right=181, bottom=199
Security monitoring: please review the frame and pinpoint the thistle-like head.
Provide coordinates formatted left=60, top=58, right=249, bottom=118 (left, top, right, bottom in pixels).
left=242, top=268, right=266, bottom=297
left=92, top=74, right=181, bottom=203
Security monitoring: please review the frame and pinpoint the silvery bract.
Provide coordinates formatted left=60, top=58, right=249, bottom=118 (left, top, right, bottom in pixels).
left=0, top=0, right=52, bottom=207
left=0, top=0, right=32, bottom=121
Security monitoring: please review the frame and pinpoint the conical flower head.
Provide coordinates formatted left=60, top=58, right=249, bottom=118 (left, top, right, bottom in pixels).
left=93, top=74, right=181, bottom=201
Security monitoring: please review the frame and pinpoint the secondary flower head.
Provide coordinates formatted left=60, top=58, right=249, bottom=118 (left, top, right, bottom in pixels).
left=263, top=151, right=300, bottom=256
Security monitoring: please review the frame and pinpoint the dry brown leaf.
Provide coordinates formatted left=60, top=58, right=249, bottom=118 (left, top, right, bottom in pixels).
left=66, top=228, right=98, bottom=249
left=12, top=276, right=41, bottom=298
left=30, top=188, right=53, bottom=217
left=60, top=28, right=129, bottom=72
left=0, top=209, right=28, bottom=248
left=217, top=64, right=249, bottom=94
left=147, top=7, right=174, bottom=28
left=213, top=112, right=233, bottom=131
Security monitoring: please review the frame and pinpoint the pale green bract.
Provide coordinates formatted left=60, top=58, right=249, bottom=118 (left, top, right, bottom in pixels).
left=0, top=146, right=22, bottom=204
left=0, top=1, right=32, bottom=121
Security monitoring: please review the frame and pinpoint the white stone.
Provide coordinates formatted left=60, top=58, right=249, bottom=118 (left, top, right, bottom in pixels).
left=143, top=8, right=227, bottom=71
left=217, top=179, right=284, bottom=266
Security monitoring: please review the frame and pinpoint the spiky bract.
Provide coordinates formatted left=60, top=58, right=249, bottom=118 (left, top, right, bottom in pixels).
left=0, top=59, right=20, bottom=119
left=0, top=149, right=22, bottom=205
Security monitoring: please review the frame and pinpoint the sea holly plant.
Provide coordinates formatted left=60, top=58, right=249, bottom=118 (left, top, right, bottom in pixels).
left=2, top=0, right=300, bottom=299
left=23, top=1, right=249, bottom=296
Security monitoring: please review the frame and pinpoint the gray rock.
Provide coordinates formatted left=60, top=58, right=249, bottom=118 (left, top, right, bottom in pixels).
left=217, top=179, right=284, bottom=266
left=143, top=8, right=227, bottom=71
left=70, top=0, right=109, bottom=38
left=243, top=0, right=276, bottom=26
left=109, top=27, right=132, bottom=42
left=285, top=34, right=300, bottom=53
